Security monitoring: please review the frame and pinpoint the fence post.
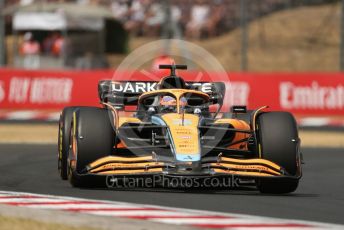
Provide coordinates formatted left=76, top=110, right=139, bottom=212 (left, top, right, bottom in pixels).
left=240, top=0, right=248, bottom=71
left=0, top=0, right=5, bottom=66
left=340, top=0, right=344, bottom=71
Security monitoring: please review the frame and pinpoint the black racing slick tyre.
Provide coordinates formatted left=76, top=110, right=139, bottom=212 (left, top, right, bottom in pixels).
left=256, top=112, right=300, bottom=194
left=58, top=106, right=79, bottom=180
left=68, top=107, right=115, bottom=187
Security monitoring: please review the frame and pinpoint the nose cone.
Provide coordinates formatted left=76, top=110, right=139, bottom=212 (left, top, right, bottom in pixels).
left=161, top=113, right=201, bottom=162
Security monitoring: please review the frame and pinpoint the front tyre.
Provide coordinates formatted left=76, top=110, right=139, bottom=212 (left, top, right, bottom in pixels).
left=256, top=112, right=301, bottom=194
left=58, top=106, right=79, bottom=180
left=68, top=107, right=115, bottom=187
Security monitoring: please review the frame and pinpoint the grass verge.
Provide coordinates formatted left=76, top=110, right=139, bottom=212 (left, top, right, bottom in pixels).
left=0, top=123, right=343, bottom=148
left=0, top=215, right=96, bottom=230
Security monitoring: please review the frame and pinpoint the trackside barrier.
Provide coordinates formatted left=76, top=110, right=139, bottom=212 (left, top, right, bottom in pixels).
left=0, top=68, right=343, bottom=116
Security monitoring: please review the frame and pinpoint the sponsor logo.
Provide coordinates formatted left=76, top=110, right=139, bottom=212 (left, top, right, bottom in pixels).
left=280, top=81, right=344, bottom=109
left=8, top=77, right=73, bottom=104
left=111, top=81, right=214, bottom=94
left=0, top=81, right=5, bottom=103
left=231, top=82, right=250, bottom=106
left=183, top=155, right=193, bottom=160
left=112, top=82, right=157, bottom=93
left=172, top=119, right=192, bottom=126
left=8, top=77, right=30, bottom=103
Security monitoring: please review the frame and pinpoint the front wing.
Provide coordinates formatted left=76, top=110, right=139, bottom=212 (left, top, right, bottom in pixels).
left=79, top=155, right=301, bottom=180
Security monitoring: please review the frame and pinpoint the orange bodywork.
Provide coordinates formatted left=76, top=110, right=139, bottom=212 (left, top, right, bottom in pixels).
left=87, top=155, right=282, bottom=177
left=96, top=168, right=163, bottom=175
left=88, top=156, right=154, bottom=168
left=90, top=88, right=284, bottom=178
left=90, top=162, right=166, bottom=174
left=213, top=169, right=276, bottom=177
left=162, top=113, right=200, bottom=155
left=215, top=119, right=250, bottom=150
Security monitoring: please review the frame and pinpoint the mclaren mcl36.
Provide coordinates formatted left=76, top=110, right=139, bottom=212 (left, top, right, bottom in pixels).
left=58, top=64, right=302, bottom=193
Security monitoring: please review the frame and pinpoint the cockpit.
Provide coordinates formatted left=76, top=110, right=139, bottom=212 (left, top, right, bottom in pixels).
left=137, top=89, right=210, bottom=117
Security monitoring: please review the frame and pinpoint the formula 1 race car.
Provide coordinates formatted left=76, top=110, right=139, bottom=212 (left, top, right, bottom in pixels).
left=58, top=64, right=302, bottom=193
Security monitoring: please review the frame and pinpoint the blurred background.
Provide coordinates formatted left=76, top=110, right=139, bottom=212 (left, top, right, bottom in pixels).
left=0, top=4, right=343, bottom=230
left=0, top=0, right=343, bottom=127
left=0, top=0, right=342, bottom=71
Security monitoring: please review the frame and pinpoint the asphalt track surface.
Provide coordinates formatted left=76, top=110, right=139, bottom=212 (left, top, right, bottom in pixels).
left=0, top=144, right=343, bottom=225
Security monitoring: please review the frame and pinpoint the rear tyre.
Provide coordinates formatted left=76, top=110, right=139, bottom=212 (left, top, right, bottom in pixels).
left=256, top=112, right=300, bottom=194
left=68, top=107, right=115, bottom=187
left=58, top=106, right=79, bottom=180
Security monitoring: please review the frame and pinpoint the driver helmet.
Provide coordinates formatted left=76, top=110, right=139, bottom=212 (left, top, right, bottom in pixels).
left=160, top=95, right=177, bottom=113
left=160, top=96, right=176, bottom=106
left=160, top=96, right=188, bottom=107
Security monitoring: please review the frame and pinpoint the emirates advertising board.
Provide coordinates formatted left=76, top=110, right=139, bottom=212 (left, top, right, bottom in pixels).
left=0, top=68, right=343, bottom=116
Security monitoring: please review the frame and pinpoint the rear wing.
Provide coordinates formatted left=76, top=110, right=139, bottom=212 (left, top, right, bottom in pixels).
left=98, top=80, right=225, bottom=109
